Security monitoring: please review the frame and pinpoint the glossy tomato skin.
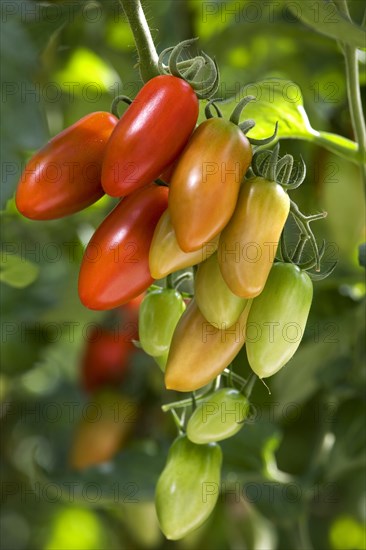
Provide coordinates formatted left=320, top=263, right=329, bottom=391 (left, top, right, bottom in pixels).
left=139, top=289, right=186, bottom=357
left=187, top=388, right=249, bottom=444
left=155, top=435, right=222, bottom=540
left=246, top=263, right=313, bottom=379
left=81, top=327, right=134, bottom=393
left=16, top=112, right=117, bottom=220
left=219, top=176, right=290, bottom=298
left=169, top=118, right=252, bottom=252
left=102, top=75, right=199, bottom=197
left=69, top=389, right=137, bottom=470
left=78, top=184, right=168, bottom=310
left=149, top=210, right=218, bottom=279
left=195, top=252, right=248, bottom=327
left=165, top=299, right=252, bottom=392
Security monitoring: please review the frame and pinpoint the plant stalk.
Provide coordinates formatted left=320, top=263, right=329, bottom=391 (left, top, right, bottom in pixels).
left=119, top=0, right=159, bottom=82
left=343, top=44, right=366, bottom=189
left=336, top=0, right=366, bottom=190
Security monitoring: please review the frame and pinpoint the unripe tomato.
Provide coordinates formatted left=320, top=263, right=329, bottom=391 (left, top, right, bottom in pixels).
left=186, top=388, right=249, bottom=444
left=246, top=262, right=313, bottom=378
left=169, top=118, right=252, bottom=252
left=195, top=252, right=248, bottom=327
left=81, top=327, right=134, bottom=393
left=102, top=75, right=199, bottom=196
left=219, top=176, right=290, bottom=298
left=155, top=435, right=222, bottom=540
left=139, top=289, right=186, bottom=357
left=149, top=210, right=218, bottom=279
left=16, top=112, right=117, bottom=220
left=69, top=389, right=137, bottom=470
left=78, top=184, right=168, bottom=310
left=165, top=299, right=252, bottom=392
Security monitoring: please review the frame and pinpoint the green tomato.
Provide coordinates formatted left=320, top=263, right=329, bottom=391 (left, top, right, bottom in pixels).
left=246, top=262, right=313, bottom=378
left=186, top=388, right=249, bottom=444
left=155, top=435, right=222, bottom=540
left=195, top=252, right=248, bottom=327
left=139, top=288, right=186, bottom=357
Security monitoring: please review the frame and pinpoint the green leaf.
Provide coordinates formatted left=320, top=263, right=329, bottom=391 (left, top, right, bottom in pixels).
left=313, top=130, right=361, bottom=163
left=287, top=0, right=366, bottom=49
left=199, top=79, right=361, bottom=164
left=0, top=254, right=39, bottom=289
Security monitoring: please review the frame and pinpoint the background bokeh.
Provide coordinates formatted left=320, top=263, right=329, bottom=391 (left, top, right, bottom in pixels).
left=1, top=1, right=365, bottom=549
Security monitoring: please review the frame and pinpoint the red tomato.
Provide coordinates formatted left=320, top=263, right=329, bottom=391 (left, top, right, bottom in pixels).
left=81, top=327, right=134, bottom=393
left=78, top=184, right=169, bottom=310
left=101, top=76, right=198, bottom=197
left=16, top=112, right=117, bottom=220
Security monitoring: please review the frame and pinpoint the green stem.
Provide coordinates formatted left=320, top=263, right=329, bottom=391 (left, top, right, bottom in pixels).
left=162, top=369, right=248, bottom=413
left=170, top=408, right=184, bottom=434
left=162, top=388, right=212, bottom=412
left=290, top=200, right=327, bottom=271
left=222, top=368, right=247, bottom=387
left=119, top=0, right=159, bottom=82
left=166, top=273, right=174, bottom=289
left=292, top=234, right=309, bottom=264
left=244, top=373, right=257, bottom=398
left=173, top=272, right=194, bottom=290
left=336, top=0, right=366, bottom=192
left=343, top=45, right=366, bottom=190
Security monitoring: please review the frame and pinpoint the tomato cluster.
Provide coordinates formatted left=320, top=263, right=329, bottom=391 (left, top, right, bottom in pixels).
left=15, top=40, right=335, bottom=541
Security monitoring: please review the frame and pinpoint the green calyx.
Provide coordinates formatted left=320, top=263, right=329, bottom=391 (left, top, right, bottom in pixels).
left=110, top=94, right=133, bottom=118
left=205, top=96, right=278, bottom=146
left=279, top=222, right=337, bottom=281
left=158, top=39, right=219, bottom=99
left=255, top=143, right=336, bottom=278
left=161, top=368, right=254, bottom=414
left=252, top=143, right=306, bottom=189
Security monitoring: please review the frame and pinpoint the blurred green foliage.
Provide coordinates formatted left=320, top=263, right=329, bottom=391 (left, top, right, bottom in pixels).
left=1, top=1, right=365, bottom=549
